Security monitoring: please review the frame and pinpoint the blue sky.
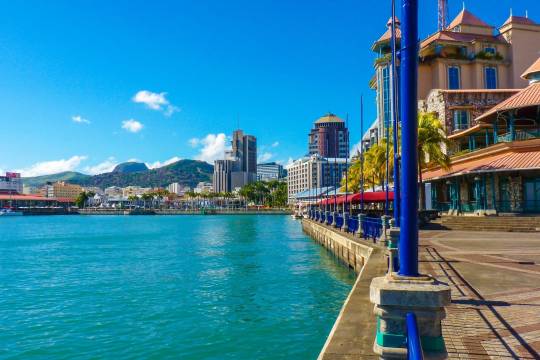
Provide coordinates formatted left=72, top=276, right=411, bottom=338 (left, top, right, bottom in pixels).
left=1, top=0, right=538, bottom=176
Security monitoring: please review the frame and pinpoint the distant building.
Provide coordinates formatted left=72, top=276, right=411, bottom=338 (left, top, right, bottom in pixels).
left=257, top=162, right=286, bottom=181
left=122, top=186, right=150, bottom=198
left=23, top=184, right=39, bottom=195
left=308, top=114, right=350, bottom=158
left=213, top=129, right=257, bottom=192
left=167, top=182, right=190, bottom=195
left=44, top=181, right=83, bottom=200
left=195, top=182, right=213, bottom=194
left=287, top=155, right=350, bottom=204
left=104, top=186, right=123, bottom=197
left=82, top=186, right=104, bottom=195
left=0, top=172, right=23, bottom=194
left=213, top=159, right=236, bottom=193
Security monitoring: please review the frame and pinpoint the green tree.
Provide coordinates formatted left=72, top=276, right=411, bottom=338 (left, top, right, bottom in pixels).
left=417, top=112, right=450, bottom=209
left=75, top=191, right=90, bottom=208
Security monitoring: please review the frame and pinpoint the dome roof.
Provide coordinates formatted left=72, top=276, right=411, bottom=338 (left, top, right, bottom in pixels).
left=315, top=113, right=344, bottom=124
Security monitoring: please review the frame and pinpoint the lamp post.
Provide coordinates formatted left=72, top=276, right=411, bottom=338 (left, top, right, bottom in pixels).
left=370, top=4, right=450, bottom=358
left=398, top=0, right=419, bottom=277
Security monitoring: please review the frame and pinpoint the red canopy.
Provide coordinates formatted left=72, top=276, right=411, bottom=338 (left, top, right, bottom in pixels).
left=318, top=191, right=394, bottom=205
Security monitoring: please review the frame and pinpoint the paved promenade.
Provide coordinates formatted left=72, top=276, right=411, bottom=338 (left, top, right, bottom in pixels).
left=420, top=230, right=540, bottom=359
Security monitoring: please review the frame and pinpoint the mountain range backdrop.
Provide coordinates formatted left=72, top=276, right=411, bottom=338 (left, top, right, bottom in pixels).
left=22, top=160, right=214, bottom=189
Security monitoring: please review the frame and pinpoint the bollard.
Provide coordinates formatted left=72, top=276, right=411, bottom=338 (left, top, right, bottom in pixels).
left=380, top=215, right=391, bottom=245
left=342, top=212, right=349, bottom=232
left=357, top=213, right=366, bottom=238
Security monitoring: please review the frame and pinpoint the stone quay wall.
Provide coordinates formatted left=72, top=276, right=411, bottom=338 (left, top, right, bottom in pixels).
left=301, top=219, right=387, bottom=359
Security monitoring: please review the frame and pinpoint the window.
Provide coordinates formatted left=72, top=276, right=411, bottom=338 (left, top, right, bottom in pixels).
left=448, top=66, right=461, bottom=89
left=484, top=46, right=496, bottom=55
left=382, top=66, right=391, bottom=129
left=485, top=67, right=497, bottom=89
left=453, top=110, right=469, bottom=131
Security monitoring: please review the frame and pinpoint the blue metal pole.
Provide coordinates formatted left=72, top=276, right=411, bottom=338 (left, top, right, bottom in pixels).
left=398, top=0, right=419, bottom=277
left=360, top=95, right=365, bottom=212
left=391, top=0, right=400, bottom=226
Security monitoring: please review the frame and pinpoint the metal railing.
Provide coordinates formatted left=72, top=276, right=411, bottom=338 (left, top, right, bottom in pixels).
left=347, top=217, right=359, bottom=233
left=326, top=214, right=333, bottom=225
left=335, top=215, right=344, bottom=228
left=406, top=312, right=424, bottom=360
left=361, top=217, right=382, bottom=241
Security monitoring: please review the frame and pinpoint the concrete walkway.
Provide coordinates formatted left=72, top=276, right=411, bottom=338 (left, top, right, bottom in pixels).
left=420, top=230, right=540, bottom=359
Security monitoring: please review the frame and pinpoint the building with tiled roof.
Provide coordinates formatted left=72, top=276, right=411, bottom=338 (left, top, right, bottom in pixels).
left=423, top=57, right=540, bottom=215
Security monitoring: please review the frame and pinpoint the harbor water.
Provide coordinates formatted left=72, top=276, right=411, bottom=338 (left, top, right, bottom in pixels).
left=0, top=215, right=355, bottom=359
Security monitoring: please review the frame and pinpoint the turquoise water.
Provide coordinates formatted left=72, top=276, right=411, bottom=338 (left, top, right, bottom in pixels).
left=0, top=215, right=355, bottom=359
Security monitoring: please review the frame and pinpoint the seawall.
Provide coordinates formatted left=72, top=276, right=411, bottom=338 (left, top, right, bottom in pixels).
left=301, top=219, right=387, bottom=359
left=77, top=209, right=291, bottom=215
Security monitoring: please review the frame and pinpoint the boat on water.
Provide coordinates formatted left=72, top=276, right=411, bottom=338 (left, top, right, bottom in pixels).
left=0, top=208, right=23, bottom=216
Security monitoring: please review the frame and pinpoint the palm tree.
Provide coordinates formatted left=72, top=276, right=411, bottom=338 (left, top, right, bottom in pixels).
left=417, top=112, right=451, bottom=209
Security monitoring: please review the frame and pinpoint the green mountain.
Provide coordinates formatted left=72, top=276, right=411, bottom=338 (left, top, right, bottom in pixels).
left=112, top=162, right=148, bottom=173
left=22, top=160, right=214, bottom=189
left=22, top=171, right=92, bottom=187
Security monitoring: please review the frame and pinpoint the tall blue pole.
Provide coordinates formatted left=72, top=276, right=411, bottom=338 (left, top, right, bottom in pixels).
left=398, top=0, right=419, bottom=277
left=360, top=95, right=365, bottom=213
left=391, top=0, right=401, bottom=226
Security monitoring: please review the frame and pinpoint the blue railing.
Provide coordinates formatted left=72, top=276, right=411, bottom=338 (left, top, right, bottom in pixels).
left=335, top=215, right=344, bottom=228
left=320, top=212, right=325, bottom=223
left=361, top=217, right=382, bottom=241
left=347, top=217, right=359, bottom=233
left=326, top=214, right=333, bottom=225
left=406, top=313, right=424, bottom=360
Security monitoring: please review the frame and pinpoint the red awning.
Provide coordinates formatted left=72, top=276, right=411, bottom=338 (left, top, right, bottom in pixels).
left=318, top=191, right=394, bottom=205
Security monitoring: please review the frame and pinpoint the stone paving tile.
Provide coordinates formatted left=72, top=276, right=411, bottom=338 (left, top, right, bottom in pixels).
left=419, top=231, right=540, bottom=359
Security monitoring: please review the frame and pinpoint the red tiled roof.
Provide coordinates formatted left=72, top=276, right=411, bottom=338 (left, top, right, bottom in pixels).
left=502, top=15, right=537, bottom=27
left=521, top=57, right=540, bottom=80
left=423, top=150, right=540, bottom=180
left=0, top=194, right=74, bottom=202
left=375, top=27, right=402, bottom=44
left=448, top=9, right=492, bottom=29
left=420, top=30, right=503, bottom=50
left=476, top=83, right=540, bottom=122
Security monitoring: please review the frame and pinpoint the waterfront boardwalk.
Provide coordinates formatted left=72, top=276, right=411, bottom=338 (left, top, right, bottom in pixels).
left=303, top=219, right=540, bottom=359
left=421, top=230, right=540, bottom=359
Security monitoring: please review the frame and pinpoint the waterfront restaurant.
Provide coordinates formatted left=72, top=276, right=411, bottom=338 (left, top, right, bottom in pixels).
left=423, top=58, right=540, bottom=214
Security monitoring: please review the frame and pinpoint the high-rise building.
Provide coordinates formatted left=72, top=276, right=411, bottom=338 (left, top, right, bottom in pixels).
left=257, top=162, right=286, bottom=182
left=308, top=113, right=349, bottom=158
left=213, top=129, right=257, bottom=192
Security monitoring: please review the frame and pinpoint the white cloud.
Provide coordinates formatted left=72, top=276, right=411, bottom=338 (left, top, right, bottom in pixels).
left=132, top=90, right=179, bottom=116
left=72, top=115, right=90, bottom=124
left=83, top=157, right=118, bottom=175
left=191, top=133, right=227, bottom=163
left=258, top=152, right=273, bottom=163
left=16, top=155, right=88, bottom=177
left=122, top=119, right=143, bottom=133
left=146, top=156, right=182, bottom=169
left=284, top=157, right=295, bottom=169
left=188, top=138, right=200, bottom=148
left=271, top=141, right=279, bottom=148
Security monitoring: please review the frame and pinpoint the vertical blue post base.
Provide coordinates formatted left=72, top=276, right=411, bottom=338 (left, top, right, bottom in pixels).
left=370, top=275, right=451, bottom=359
